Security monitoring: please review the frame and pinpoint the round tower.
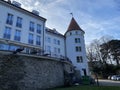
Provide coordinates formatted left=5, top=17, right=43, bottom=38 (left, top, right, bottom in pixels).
left=65, top=17, right=89, bottom=76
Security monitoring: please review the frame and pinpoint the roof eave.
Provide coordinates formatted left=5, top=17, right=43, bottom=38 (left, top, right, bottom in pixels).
left=0, top=0, right=46, bottom=22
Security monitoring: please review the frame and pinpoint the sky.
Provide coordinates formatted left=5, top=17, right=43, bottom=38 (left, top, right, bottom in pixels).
left=8, top=0, right=120, bottom=44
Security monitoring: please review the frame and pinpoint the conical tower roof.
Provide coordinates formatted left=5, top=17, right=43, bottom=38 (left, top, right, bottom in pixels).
left=65, top=17, right=84, bottom=35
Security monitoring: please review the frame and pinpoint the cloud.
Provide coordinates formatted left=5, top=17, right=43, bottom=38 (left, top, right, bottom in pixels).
left=9, top=0, right=120, bottom=44
left=82, top=16, right=120, bottom=44
left=34, top=1, right=40, bottom=6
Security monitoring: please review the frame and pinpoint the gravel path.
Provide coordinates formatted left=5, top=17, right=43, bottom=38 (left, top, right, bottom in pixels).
left=97, top=79, right=120, bottom=86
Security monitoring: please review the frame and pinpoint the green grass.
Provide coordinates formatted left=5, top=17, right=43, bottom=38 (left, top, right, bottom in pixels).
left=52, top=86, right=120, bottom=90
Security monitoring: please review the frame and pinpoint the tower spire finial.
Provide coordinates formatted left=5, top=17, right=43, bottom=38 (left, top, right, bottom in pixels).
left=70, top=12, right=73, bottom=17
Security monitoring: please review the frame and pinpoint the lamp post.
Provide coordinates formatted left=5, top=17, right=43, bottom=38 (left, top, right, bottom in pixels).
left=95, top=73, right=99, bottom=86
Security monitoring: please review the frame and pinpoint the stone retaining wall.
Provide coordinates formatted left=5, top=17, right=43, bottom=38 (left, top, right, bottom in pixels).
left=0, top=51, right=73, bottom=90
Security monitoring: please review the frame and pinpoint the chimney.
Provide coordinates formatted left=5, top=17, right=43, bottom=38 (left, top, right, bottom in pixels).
left=12, top=1, right=21, bottom=7
left=8, top=0, right=11, bottom=3
left=32, top=10, right=39, bottom=16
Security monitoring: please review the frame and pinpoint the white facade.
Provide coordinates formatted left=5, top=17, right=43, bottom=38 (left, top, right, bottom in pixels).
left=0, top=0, right=46, bottom=53
left=65, top=30, right=89, bottom=76
left=0, top=0, right=89, bottom=76
left=44, top=28, right=65, bottom=58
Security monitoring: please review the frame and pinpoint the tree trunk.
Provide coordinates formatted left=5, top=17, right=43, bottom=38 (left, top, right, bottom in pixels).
left=116, top=58, right=119, bottom=66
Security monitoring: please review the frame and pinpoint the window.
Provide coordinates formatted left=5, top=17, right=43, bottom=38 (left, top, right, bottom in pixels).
left=29, top=21, right=34, bottom=32
left=9, top=45, right=18, bottom=51
left=6, top=13, right=13, bottom=25
left=75, top=38, right=77, bottom=43
left=16, top=17, right=22, bottom=28
left=47, top=46, right=51, bottom=52
left=58, top=40, right=60, bottom=45
left=54, top=39, right=56, bottom=44
left=0, top=44, right=9, bottom=50
left=46, top=37, right=51, bottom=43
left=3, top=27, right=11, bottom=39
left=76, top=46, right=81, bottom=52
left=0, top=44, right=4, bottom=50
left=37, top=24, right=41, bottom=34
left=58, top=48, right=60, bottom=54
left=0, top=44, right=20, bottom=51
left=76, top=31, right=78, bottom=35
left=75, top=38, right=80, bottom=43
left=54, top=47, right=57, bottom=53
left=36, top=35, right=41, bottom=45
left=14, top=30, right=21, bottom=41
left=70, top=32, right=72, bottom=35
left=28, top=33, right=34, bottom=44
left=26, top=48, right=30, bottom=54
left=76, top=56, right=83, bottom=63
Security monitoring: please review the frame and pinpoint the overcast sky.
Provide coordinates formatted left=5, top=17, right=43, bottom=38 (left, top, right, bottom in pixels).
left=8, top=0, right=120, bottom=44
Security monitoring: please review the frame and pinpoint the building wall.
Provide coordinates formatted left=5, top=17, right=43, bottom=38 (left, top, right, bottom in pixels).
left=0, top=1, right=45, bottom=51
left=44, top=29, right=65, bottom=58
left=0, top=51, right=73, bottom=90
left=65, top=30, right=89, bottom=76
left=0, top=0, right=89, bottom=78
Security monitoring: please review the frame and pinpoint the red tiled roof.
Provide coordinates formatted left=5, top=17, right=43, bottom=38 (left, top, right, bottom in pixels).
left=65, top=17, right=84, bottom=35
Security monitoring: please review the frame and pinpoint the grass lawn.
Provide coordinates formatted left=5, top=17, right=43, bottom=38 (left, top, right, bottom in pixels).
left=52, top=86, right=120, bottom=90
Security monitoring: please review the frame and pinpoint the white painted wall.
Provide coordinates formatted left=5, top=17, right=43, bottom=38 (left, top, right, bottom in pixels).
left=0, top=1, right=89, bottom=76
left=0, top=1, right=45, bottom=49
left=44, top=29, right=65, bottom=58
left=65, top=30, right=89, bottom=76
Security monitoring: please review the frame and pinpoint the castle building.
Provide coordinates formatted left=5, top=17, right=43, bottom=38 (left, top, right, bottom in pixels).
left=0, top=0, right=89, bottom=76
left=44, top=27, right=65, bottom=58
left=65, top=17, right=89, bottom=76
left=0, top=0, right=46, bottom=54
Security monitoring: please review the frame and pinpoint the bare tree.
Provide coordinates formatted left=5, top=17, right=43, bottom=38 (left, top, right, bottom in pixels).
left=87, top=35, right=113, bottom=65
left=100, top=36, right=114, bottom=64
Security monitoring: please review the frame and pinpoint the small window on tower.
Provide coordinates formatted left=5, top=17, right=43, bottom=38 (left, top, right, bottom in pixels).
left=76, top=31, right=78, bottom=35
left=76, top=46, right=81, bottom=52
left=75, top=38, right=80, bottom=43
left=76, top=56, right=83, bottom=63
left=70, top=32, right=72, bottom=35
